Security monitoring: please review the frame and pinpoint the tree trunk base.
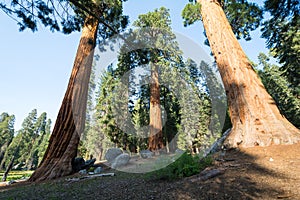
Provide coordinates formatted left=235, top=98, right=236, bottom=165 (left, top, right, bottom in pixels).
left=224, top=121, right=300, bottom=148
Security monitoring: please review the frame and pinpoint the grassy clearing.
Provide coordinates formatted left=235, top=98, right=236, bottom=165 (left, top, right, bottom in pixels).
left=0, top=170, right=33, bottom=181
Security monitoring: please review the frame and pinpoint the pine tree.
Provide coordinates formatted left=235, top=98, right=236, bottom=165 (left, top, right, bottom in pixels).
left=261, top=0, right=299, bottom=94
left=0, top=113, right=15, bottom=168
left=37, top=119, right=51, bottom=165
left=25, top=112, right=48, bottom=170
left=17, top=109, right=37, bottom=168
left=257, top=53, right=300, bottom=128
left=132, top=97, right=150, bottom=151
left=117, top=7, right=185, bottom=151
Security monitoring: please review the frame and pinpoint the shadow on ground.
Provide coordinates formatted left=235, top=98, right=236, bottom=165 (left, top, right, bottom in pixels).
left=0, top=144, right=299, bottom=200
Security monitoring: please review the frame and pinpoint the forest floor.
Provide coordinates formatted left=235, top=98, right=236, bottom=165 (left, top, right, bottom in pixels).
left=0, top=143, right=299, bottom=200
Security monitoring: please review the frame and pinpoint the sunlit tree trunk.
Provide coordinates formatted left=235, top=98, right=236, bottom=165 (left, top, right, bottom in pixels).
left=148, top=63, right=164, bottom=151
left=29, top=16, right=99, bottom=181
left=197, top=0, right=300, bottom=147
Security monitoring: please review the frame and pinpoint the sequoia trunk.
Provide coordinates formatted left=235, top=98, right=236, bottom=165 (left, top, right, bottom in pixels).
left=198, top=0, right=299, bottom=147
left=29, top=16, right=99, bottom=181
left=148, top=63, right=164, bottom=151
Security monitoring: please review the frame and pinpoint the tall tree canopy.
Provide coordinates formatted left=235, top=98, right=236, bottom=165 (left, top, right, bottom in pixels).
left=261, top=0, right=300, bottom=95
left=257, top=53, right=300, bottom=129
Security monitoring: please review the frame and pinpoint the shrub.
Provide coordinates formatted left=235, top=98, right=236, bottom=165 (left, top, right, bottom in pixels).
left=148, top=152, right=212, bottom=180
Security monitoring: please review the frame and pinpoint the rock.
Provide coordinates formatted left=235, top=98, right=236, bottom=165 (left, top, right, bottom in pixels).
left=123, top=150, right=131, bottom=156
left=105, top=148, right=123, bottom=163
left=72, top=157, right=85, bottom=172
left=158, top=148, right=167, bottom=155
left=111, top=153, right=130, bottom=169
left=94, top=167, right=102, bottom=174
left=79, top=169, right=87, bottom=175
left=140, top=150, right=153, bottom=159
left=203, top=128, right=231, bottom=157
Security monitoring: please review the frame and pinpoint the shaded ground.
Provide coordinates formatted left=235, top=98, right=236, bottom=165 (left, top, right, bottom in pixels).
left=0, top=143, right=299, bottom=200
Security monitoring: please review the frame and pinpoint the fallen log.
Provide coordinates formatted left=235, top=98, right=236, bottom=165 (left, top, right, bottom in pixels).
left=189, top=168, right=225, bottom=182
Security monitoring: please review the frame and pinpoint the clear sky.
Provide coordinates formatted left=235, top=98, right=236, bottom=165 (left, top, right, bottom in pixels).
left=0, top=0, right=268, bottom=130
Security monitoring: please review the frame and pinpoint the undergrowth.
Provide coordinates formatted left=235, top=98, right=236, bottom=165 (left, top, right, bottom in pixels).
left=147, top=152, right=213, bottom=180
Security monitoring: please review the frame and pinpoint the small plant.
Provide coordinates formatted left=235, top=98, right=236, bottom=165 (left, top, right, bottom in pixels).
left=147, top=152, right=213, bottom=180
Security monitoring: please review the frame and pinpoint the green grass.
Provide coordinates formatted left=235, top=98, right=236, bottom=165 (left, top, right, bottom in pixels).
left=0, top=170, right=33, bottom=181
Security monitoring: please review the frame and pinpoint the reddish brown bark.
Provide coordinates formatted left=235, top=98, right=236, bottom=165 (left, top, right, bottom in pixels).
left=29, top=16, right=99, bottom=182
left=198, top=0, right=300, bottom=147
left=148, top=63, right=164, bottom=151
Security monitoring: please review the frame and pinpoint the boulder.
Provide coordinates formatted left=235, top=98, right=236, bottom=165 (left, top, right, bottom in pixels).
left=111, top=153, right=130, bottom=169
left=94, top=167, right=102, bottom=174
left=105, top=148, right=123, bottom=163
left=79, top=169, right=87, bottom=175
left=140, top=150, right=153, bottom=159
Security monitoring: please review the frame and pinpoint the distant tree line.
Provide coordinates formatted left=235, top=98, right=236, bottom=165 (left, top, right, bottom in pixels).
left=0, top=109, right=51, bottom=172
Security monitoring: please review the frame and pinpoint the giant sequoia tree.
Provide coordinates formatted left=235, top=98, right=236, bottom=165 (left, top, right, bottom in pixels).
left=183, top=0, right=300, bottom=147
left=29, top=2, right=127, bottom=182
left=0, top=0, right=126, bottom=181
left=1, top=0, right=127, bottom=181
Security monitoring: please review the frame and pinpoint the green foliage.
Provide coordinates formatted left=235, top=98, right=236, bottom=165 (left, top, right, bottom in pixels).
left=96, top=68, right=125, bottom=148
left=0, top=110, right=51, bottom=170
left=0, top=113, right=15, bottom=169
left=114, top=7, right=184, bottom=151
left=133, top=7, right=172, bottom=30
left=182, top=2, right=201, bottom=27
left=0, top=0, right=69, bottom=32
left=182, top=0, right=263, bottom=41
left=257, top=53, right=300, bottom=128
left=223, top=0, right=263, bottom=40
left=37, top=119, right=51, bottom=164
left=0, top=113, right=15, bottom=143
left=0, top=0, right=129, bottom=41
left=261, top=0, right=300, bottom=92
left=148, top=152, right=212, bottom=180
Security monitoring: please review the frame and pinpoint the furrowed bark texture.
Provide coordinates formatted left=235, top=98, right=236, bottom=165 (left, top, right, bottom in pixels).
left=148, top=63, right=164, bottom=151
left=198, top=0, right=300, bottom=147
left=29, top=16, right=99, bottom=182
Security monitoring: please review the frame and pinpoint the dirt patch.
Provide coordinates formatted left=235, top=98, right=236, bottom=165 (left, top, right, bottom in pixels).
left=0, top=143, right=299, bottom=200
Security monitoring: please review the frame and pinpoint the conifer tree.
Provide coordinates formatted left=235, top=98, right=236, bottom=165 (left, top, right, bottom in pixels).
left=262, top=0, right=299, bottom=94
left=257, top=53, right=300, bottom=128
left=0, top=113, right=15, bottom=167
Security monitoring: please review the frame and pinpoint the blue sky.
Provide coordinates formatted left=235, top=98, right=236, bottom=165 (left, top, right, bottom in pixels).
left=0, top=0, right=269, bottom=130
